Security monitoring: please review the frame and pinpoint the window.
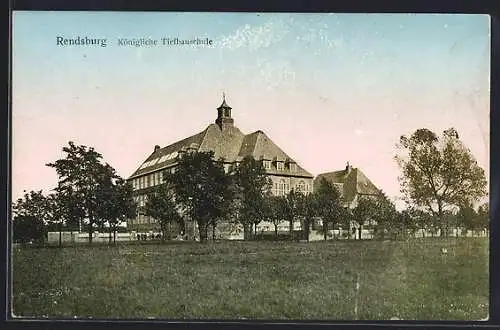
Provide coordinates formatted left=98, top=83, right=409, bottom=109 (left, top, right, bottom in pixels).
left=278, top=179, right=286, bottom=196
left=276, top=162, right=284, bottom=170
left=297, top=180, right=305, bottom=192
left=263, top=160, right=271, bottom=169
left=289, top=163, right=296, bottom=172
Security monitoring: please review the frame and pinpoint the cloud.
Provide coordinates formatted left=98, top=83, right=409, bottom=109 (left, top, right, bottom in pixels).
left=216, top=15, right=344, bottom=53
left=217, top=18, right=290, bottom=51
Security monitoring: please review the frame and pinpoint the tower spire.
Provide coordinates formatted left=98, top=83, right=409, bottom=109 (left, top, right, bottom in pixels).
left=216, top=92, right=233, bottom=129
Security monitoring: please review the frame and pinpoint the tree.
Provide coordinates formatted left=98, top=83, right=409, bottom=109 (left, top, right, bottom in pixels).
left=264, top=195, right=286, bottom=239
left=165, top=151, right=233, bottom=242
left=477, top=203, right=489, bottom=235
left=352, top=197, right=377, bottom=240
left=12, top=190, right=49, bottom=244
left=12, top=215, right=46, bottom=244
left=298, top=193, right=317, bottom=241
left=46, top=192, right=66, bottom=247
left=46, top=141, right=122, bottom=244
left=97, top=171, right=136, bottom=244
left=371, top=193, right=397, bottom=240
left=144, top=183, right=182, bottom=243
left=395, top=128, right=487, bottom=237
left=314, top=178, right=344, bottom=240
left=282, top=189, right=305, bottom=240
left=231, top=156, right=272, bottom=240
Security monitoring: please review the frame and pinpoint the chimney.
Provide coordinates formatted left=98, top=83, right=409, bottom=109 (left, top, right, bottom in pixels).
left=154, top=145, right=160, bottom=152
left=346, top=161, right=352, bottom=174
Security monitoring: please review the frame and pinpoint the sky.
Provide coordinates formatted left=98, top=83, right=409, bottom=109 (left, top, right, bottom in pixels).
left=11, top=12, right=490, bottom=206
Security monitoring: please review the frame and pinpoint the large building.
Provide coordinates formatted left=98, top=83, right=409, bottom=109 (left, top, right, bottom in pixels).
left=314, top=163, right=381, bottom=209
left=127, top=96, right=314, bottom=233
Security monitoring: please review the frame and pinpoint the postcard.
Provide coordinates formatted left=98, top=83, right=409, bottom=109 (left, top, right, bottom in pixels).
left=10, top=11, right=490, bottom=321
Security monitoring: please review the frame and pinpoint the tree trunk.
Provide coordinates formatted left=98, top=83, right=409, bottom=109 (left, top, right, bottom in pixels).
left=243, top=222, right=252, bottom=240
left=109, top=224, right=112, bottom=243
left=212, top=223, right=216, bottom=241
left=198, top=221, right=208, bottom=242
left=160, top=223, right=166, bottom=243
left=323, top=220, right=327, bottom=241
left=289, top=219, right=294, bottom=240
left=113, top=226, right=117, bottom=245
left=274, top=223, right=278, bottom=239
left=58, top=222, right=62, bottom=248
left=437, top=201, right=446, bottom=238
left=304, top=218, right=310, bottom=241
left=88, top=214, right=94, bottom=244
left=358, top=225, right=362, bottom=240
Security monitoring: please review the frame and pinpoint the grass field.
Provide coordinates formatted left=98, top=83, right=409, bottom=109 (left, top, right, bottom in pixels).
left=12, top=238, right=488, bottom=320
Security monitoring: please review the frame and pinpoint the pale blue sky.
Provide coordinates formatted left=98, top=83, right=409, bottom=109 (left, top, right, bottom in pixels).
left=12, top=12, right=490, bottom=205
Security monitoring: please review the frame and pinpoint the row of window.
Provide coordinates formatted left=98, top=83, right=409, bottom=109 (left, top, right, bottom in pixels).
left=135, top=213, right=154, bottom=224
left=134, top=195, right=147, bottom=207
left=273, top=180, right=310, bottom=196
left=263, top=160, right=297, bottom=172
left=139, top=151, right=180, bottom=170
left=131, top=167, right=176, bottom=190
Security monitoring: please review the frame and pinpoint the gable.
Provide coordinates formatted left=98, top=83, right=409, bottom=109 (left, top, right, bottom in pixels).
left=314, top=167, right=380, bottom=202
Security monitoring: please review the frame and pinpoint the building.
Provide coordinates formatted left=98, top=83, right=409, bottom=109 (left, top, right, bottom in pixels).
left=313, top=163, right=382, bottom=239
left=127, top=96, right=314, bottom=234
left=314, top=162, right=381, bottom=209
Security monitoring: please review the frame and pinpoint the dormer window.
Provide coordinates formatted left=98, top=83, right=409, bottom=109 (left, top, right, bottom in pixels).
left=289, top=163, right=297, bottom=172
left=276, top=161, right=284, bottom=170
left=263, top=160, right=271, bottom=169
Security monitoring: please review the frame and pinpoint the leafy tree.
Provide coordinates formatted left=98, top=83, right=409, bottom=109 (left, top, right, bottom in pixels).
left=314, top=178, right=344, bottom=240
left=12, top=190, right=49, bottom=244
left=352, top=197, right=376, bottom=240
left=165, top=151, right=233, bottom=242
left=144, top=183, right=182, bottom=243
left=395, top=128, right=487, bottom=237
left=46, top=141, right=122, bottom=244
left=264, top=195, right=286, bottom=239
left=371, top=193, right=397, bottom=240
left=12, top=215, right=46, bottom=244
left=97, top=170, right=136, bottom=244
left=457, top=203, right=477, bottom=236
left=394, top=209, right=418, bottom=239
left=12, top=190, right=49, bottom=224
left=282, top=189, right=304, bottom=240
left=231, top=156, right=272, bottom=240
left=298, top=193, right=318, bottom=241
left=45, top=192, right=66, bottom=247
left=477, top=203, right=489, bottom=235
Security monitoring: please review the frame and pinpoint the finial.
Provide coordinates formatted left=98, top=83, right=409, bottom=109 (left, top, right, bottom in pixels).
left=222, top=91, right=226, bottom=102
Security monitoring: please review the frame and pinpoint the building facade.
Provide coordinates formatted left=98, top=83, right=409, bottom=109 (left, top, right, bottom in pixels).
left=314, top=162, right=381, bottom=209
left=127, top=96, right=314, bottom=234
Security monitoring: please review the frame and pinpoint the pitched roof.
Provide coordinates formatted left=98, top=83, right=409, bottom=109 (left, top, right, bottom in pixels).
left=129, top=125, right=313, bottom=179
left=314, top=166, right=381, bottom=203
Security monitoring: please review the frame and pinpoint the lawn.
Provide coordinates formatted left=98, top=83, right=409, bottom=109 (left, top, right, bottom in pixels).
left=11, top=238, right=488, bottom=320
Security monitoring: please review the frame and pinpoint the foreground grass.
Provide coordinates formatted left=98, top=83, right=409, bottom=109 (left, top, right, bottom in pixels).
left=12, top=238, right=488, bottom=320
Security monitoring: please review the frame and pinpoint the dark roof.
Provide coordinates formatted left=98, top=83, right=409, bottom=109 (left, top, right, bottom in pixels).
left=314, top=166, right=381, bottom=203
left=217, top=99, right=232, bottom=110
left=129, top=124, right=313, bottom=179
